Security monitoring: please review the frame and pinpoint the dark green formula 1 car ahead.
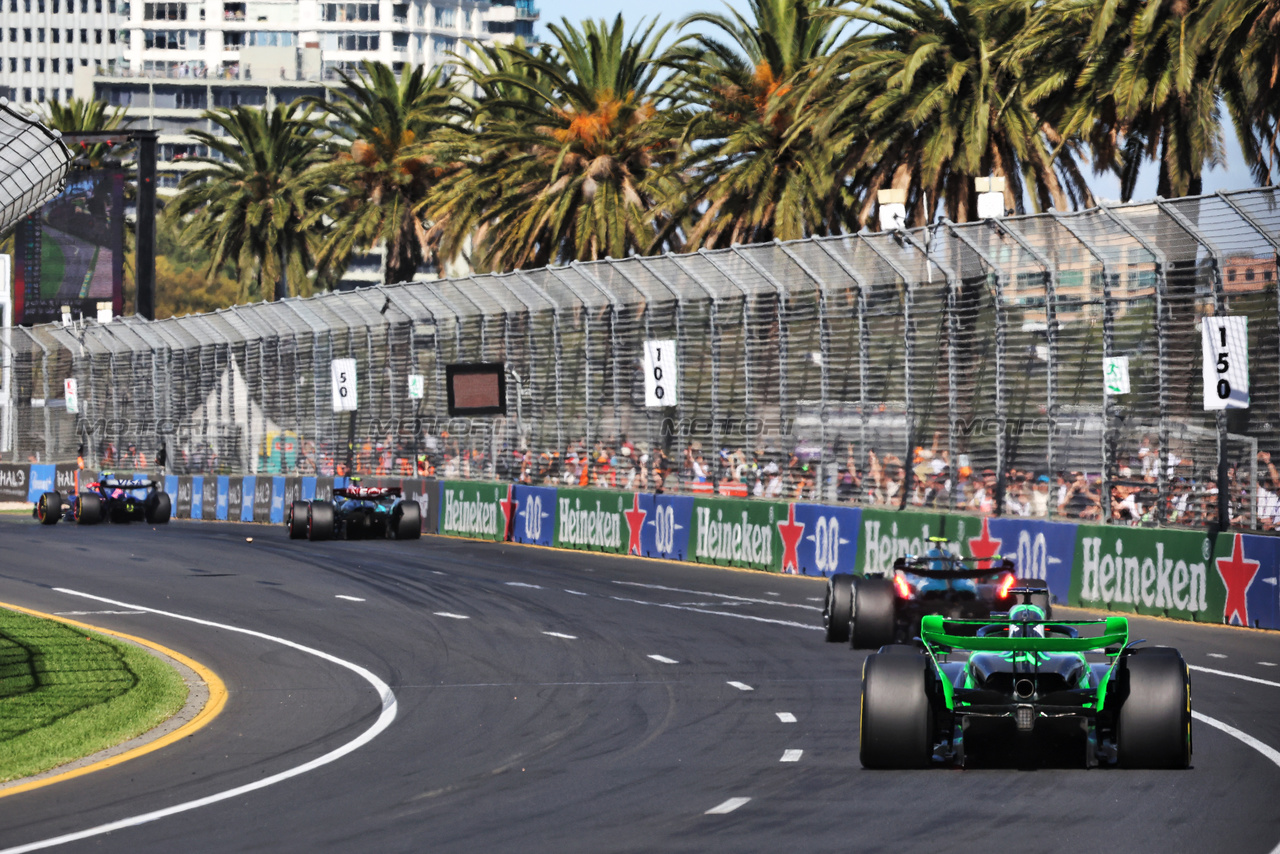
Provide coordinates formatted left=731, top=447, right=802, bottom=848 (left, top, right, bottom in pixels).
left=859, top=592, right=1191, bottom=769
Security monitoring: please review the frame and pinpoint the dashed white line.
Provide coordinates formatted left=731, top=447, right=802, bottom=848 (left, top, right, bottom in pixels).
left=776, top=712, right=797, bottom=723
left=1260, top=662, right=1277, bottom=667
left=564, top=589, right=588, bottom=596
left=543, top=632, right=577, bottom=640
left=1208, top=653, right=1228, bottom=659
left=433, top=612, right=470, bottom=620
left=612, top=582, right=820, bottom=611
left=334, top=595, right=365, bottom=602
left=53, top=610, right=147, bottom=616
left=765, top=592, right=780, bottom=597
left=648, top=654, right=679, bottom=664
left=780, top=750, right=803, bottom=762
left=705, top=797, right=751, bottom=815
left=727, top=681, right=754, bottom=691
left=430, top=571, right=446, bottom=576
left=611, top=596, right=821, bottom=631
left=806, top=597, right=823, bottom=602
left=505, top=582, right=543, bottom=589
left=1189, top=665, right=1280, bottom=689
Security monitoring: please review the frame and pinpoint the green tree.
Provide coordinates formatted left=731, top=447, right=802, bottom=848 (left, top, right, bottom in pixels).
left=819, top=0, right=1093, bottom=226
left=454, top=16, right=682, bottom=270
left=305, top=61, right=463, bottom=285
left=167, top=101, right=329, bottom=302
left=43, top=96, right=132, bottom=167
left=1200, top=0, right=1280, bottom=185
left=660, top=0, right=852, bottom=248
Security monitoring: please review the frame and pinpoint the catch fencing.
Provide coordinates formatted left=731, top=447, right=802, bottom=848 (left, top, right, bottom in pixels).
left=3, top=187, right=1279, bottom=530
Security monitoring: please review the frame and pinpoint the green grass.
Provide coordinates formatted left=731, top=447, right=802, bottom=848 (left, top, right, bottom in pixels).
left=0, top=608, right=188, bottom=783
left=38, top=238, right=67, bottom=300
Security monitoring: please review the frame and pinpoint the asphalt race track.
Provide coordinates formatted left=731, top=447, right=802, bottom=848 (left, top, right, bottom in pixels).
left=1, top=515, right=1278, bottom=854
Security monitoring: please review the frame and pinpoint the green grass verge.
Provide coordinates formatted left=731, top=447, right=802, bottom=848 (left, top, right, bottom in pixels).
left=0, top=607, right=188, bottom=783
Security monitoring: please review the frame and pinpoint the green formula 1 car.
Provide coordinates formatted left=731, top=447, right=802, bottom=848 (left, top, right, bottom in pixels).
left=859, top=591, right=1191, bottom=769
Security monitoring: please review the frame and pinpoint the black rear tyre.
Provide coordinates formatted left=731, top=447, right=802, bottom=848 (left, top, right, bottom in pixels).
left=146, top=492, right=172, bottom=524
left=75, top=493, right=103, bottom=525
left=307, top=501, right=335, bottom=541
left=36, top=492, right=61, bottom=525
left=393, top=502, right=421, bottom=540
left=288, top=501, right=309, bottom=539
left=860, top=651, right=935, bottom=769
left=852, top=576, right=897, bottom=649
left=1117, top=648, right=1192, bottom=769
left=824, top=574, right=853, bottom=642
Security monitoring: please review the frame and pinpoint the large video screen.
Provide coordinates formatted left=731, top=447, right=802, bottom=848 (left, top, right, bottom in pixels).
left=13, top=165, right=125, bottom=325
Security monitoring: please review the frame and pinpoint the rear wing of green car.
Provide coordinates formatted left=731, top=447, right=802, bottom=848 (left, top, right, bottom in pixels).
left=919, top=614, right=1130, bottom=655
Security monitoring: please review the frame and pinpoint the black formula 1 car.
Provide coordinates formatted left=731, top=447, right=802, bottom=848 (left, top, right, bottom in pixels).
left=34, top=473, right=172, bottom=526
left=287, top=482, right=421, bottom=541
left=859, top=592, right=1192, bottom=769
left=823, top=538, right=1050, bottom=648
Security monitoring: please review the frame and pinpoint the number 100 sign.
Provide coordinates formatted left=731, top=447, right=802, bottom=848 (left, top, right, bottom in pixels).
left=1202, top=316, right=1248, bottom=410
left=643, top=340, right=678, bottom=408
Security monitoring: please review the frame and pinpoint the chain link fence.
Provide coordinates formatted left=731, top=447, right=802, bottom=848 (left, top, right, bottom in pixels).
left=4, top=187, right=1278, bottom=530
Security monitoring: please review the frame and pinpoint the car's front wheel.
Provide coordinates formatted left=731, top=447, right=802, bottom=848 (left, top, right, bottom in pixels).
left=145, top=492, right=172, bottom=524
left=824, top=574, right=853, bottom=642
left=36, top=492, right=61, bottom=525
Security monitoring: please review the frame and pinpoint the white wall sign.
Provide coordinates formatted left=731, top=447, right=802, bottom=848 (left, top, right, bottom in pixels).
left=64, top=378, right=78, bottom=414
left=1202, top=316, right=1249, bottom=410
left=643, top=340, right=678, bottom=408
left=408, top=374, right=425, bottom=400
left=331, top=358, right=359, bottom=412
left=1103, top=356, right=1130, bottom=395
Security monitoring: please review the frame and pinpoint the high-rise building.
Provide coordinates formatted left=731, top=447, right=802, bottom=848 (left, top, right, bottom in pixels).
left=0, top=0, right=129, bottom=104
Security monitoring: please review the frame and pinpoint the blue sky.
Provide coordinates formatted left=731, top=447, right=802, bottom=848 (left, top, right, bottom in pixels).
left=535, top=0, right=1262, bottom=205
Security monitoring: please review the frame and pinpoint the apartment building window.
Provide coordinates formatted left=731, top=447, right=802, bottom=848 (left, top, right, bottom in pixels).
left=246, top=31, right=295, bottom=46
left=5, top=29, right=13, bottom=42
left=23, top=58, right=31, bottom=71
left=80, top=57, right=87, bottom=65
left=175, top=89, right=205, bottom=108
left=37, top=0, right=44, bottom=10
left=144, top=29, right=202, bottom=48
left=7, top=59, right=14, bottom=73
left=434, top=7, right=456, bottom=27
left=52, top=0, right=58, bottom=11
left=392, top=31, right=408, bottom=48
left=23, top=0, right=30, bottom=10
left=66, top=29, right=73, bottom=42
left=95, top=0, right=101, bottom=11
left=52, top=28, right=59, bottom=42
left=144, top=2, right=187, bottom=20
left=37, top=88, right=45, bottom=101
left=109, top=0, right=115, bottom=10
left=22, top=88, right=32, bottom=102
left=109, top=29, right=116, bottom=42
left=95, top=29, right=103, bottom=43
left=38, top=28, right=45, bottom=42
left=321, top=2, right=378, bottom=22
left=327, top=32, right=379, bottom=49
left=51, top=58, right=58, bottom=71
left=65, top=88, right=72, bottom=100
left=81, top=29, right=88, bottom=42
left=23, top=28, right=32, bottom=42
left=37, top=58, right=45, bottom=71
left=431, top=35, right=455, bottom=52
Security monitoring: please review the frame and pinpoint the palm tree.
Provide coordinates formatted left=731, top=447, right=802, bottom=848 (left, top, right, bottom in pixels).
left=1200, top=0, right=1280, bottom=186
left=818, top=0, right=1093, bottom=226
left=453, top=16, right=682, bottom=270
left=304, top=61, right=463, bottom=285
left=659, top=0, right=853, bottom=249
left=167, top=101, right=329, bottom=302
left=44, top=96, right=132, bottom=167
left=1067, top=0, right=1224, bottom=199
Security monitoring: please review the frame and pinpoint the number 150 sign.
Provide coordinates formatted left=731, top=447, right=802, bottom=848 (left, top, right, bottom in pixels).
left=643, top=340, right=678, bottom=408
left=1202, top=316, right=1248, bottom=410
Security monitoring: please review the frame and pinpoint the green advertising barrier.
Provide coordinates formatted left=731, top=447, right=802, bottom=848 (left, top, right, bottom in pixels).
left=1068, top=524, right=1224, bottom=622
left=552, top=487, right=629, bottom=554
left=857, top=507, right=951, bottom=576
left=689, top=496, right=787, bottom=571
left=438, top=481, right=511, bottom=541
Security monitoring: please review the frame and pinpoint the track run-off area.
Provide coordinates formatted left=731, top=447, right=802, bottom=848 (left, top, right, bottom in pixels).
left=1, top=516, right=1278, bottom=853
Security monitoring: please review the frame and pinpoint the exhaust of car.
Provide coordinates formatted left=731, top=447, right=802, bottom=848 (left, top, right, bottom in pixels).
left=1014, top=678, right=1035, bottom=699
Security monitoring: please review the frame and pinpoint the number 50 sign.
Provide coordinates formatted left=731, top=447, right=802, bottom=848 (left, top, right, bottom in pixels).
left=1202, top=316, right=1248, bottom=410
left=643, top=340, right=679, bottom=408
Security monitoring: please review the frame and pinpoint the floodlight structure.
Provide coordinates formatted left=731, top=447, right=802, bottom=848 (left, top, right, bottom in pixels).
left=0, top=97, right=72, bottom=237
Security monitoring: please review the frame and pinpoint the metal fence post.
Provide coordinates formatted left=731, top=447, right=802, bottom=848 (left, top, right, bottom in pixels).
left=670, top=255, right=724, bottom=461
left=514, top=271, right=565, bottom=454
left=777, top=242, right=834, bottom=501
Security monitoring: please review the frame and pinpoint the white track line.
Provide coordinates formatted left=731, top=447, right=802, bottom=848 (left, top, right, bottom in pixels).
left=648, top=654, right=679, bottom=664
left=334, top=595, right=364, bottom=602
left=727, top=681, right=753, bottom=691
left=433, top=612, right=470, bottom=620
left=0, top=589, right=398, bottom=854
left=613, top=582, right=820, bottom=611
left=564, top=590, right=588, bottom=596
left=1193, top=707, right=1280, bottom=854
left=505, top=582, right=543, bottom=589
left=1260, top=662, right=1277, bottom=667
left=705, top=797, right=751, bottom=815
left=776, top=712, right=797, bottom=723
left=1189, top=665, right=1280, bottom=689
left=53, top=610, right=146, bottom=616
left=611, top=596, right=821, bottom=631
left=780, top=750, right=803, bottom=762
left=542, top=632, right=577, bottom=640
left=1208, top=653, right=1228, bottom=659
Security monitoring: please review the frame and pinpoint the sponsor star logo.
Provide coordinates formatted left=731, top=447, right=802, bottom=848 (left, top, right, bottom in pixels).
left=1216, top=533, right=1261, bottom=627
left=499, top=485, right=515, bottom=538
left=777, top=504, right=805, bottom=574
left=968, top=517, right=1002, bottom=570
left=624, top=494, right=647, bottom=555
